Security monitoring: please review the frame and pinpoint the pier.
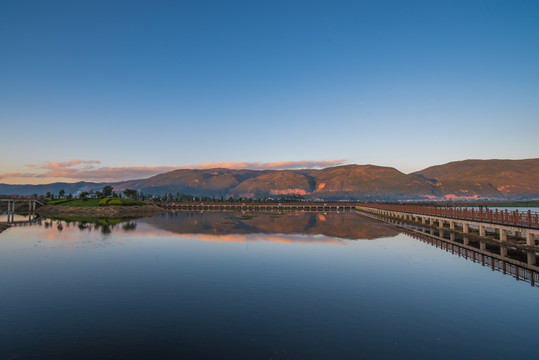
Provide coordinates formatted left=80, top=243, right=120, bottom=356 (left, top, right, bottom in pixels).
left=357, top=203, right=539, bottom=247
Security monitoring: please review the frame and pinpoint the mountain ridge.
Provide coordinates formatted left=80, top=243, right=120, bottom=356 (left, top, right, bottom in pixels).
left=1, top=159, right=538, bottom=200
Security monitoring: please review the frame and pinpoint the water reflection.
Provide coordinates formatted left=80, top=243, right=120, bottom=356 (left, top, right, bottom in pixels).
left=32, top=211, right=400, bottom=243
left=1, top=210, right=539, bottom=359
left=4, top=211, right=538, bottom=286
left=363, top=212, right=539, bottom=287
left=140, top=211, right=400, bottom=240
left=39, top=217, right=138, bottom=235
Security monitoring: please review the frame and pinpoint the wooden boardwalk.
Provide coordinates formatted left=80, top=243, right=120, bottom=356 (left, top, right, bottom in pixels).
left=357, top=203, right=539, bottom=229
left=358, top=203, right=539, bottom=247
left=157, top=202, right=358, bottom=212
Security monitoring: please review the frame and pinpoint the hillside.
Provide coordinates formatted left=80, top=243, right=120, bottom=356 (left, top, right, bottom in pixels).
left=309, top=165, right=436, bottom=200
left=1, top=159, right=538, bottom=200
left=413, top=159, right=539, bottom=200
left=117, top=168, right=261, bottom=198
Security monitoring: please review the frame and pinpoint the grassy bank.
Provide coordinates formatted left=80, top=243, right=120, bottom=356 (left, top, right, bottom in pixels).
left=38, top=198, right=161, bottom=218
left=48, top=198, right=145, bottom=207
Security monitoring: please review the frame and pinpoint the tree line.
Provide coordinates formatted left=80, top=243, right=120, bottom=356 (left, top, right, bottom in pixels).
left=43, top=187, right=307, bottom=203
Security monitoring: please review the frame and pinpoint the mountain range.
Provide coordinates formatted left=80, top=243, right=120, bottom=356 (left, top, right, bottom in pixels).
left=1, top=159, right=538, bottom=200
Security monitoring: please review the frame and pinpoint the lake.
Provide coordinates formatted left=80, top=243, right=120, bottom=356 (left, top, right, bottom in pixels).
left=1, top=211, right=538, bottom=359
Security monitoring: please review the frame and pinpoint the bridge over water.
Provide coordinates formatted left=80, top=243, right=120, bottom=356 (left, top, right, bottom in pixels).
left=357, top=203, right=539, bottom=247
left=157, top=202, right=358, bottom=212
left=0, top=196, right=43, bottom=224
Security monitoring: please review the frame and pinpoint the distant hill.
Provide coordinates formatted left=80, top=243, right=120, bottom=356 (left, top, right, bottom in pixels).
left=117, top=168, right=261, bottom=198
left=0, top=182, right=104, bottom=197
left=115, top=164, right=438, bottom=200
left=1, top=159, right=538, bottom=200
left=307, top=165, right=436, bottom=200
left=413, top=159, right=539, bottom=200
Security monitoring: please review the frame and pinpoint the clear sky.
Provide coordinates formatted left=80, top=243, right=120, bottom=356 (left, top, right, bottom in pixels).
left=1, top=0, right=538, bottom=184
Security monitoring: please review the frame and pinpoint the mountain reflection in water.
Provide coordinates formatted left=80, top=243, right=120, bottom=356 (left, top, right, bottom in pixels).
left=2, top=210, right=538, bottom=359
left=140, top=211, right=400, bottom=240
left=37, top=211, right=400, bottom=244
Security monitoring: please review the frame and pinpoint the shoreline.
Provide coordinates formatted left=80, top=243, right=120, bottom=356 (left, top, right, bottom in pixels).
left=37, top=205, right=163, bottom=218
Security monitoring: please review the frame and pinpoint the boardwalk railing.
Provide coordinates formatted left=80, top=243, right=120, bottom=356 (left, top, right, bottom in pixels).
left=157, top=202, right=358, bottom=210
left=401, top=228, right=538, bottom=286
left=360, top=203, right=539, bottom=229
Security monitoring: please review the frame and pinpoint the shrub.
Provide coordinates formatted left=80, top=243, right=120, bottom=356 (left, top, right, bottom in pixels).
left=98, top=198, right=111, bottom=206
left=98, top=198, right=123, bottom=206
left=48, top=199, right=74, bottom=205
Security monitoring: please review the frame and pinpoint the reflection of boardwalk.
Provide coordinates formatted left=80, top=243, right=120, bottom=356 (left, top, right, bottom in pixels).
left=362, top=211, right=539, bottom=287
left=1, top=197, right=44, bottom=225
left=0, top=213, right=40, bottom=226
left=405, top=230, right=538, bottom=287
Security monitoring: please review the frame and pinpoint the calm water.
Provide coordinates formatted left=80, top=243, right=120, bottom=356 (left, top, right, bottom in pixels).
left=1, top=211, right=538, bottom=359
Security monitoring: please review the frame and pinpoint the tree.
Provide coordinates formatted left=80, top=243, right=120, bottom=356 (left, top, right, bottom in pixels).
left=79, top=191, right=89, bottom=200
left=58, top=189, right=65, bottom=198
left=123, top=189, right=138, bottom=200
left=102, top=186, right=113, bottom=198
left=46, top=191, right=52, bottom=199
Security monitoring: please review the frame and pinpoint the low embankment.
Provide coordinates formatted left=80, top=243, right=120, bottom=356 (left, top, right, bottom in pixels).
left=0, top=224, right=9, bottom=234
left=37, top=198, right=162, bottom=218
left=38, top=204, right=162, bottom=217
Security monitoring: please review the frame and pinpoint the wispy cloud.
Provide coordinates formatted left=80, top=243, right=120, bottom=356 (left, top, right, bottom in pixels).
left=185, top=159, right=347, bottom=170
left=1, top=159, right=347, bottom=182
left=0, top=172, right=46, bottom=180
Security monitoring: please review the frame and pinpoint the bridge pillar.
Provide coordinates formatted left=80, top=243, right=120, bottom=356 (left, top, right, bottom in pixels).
left=528, top=252, right=536, bottom=266
left=463, top=237, right=469, bottom=245
left=429, top=218, right=434, bottom=226
left=449, top=221, right=455, bottom=230
left=450, top=232, right=455, bottom=241
left=438, top=219, right=444, bottom=228
left=500, top=246, right=507, bottom=257
left=462, top=223, right=469, bottom=233
left=480, top=242, right=486, bottom=250
left=526, top=231, right=535, bottom=247
left=479, top=225, right=486, bottom=237
left=499, top=228, right=507, bottom=242
left=421, top=217, right=426, bottom=224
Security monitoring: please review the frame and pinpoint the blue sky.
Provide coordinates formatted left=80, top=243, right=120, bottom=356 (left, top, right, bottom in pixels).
left=1, top=0, right=538, bottom=184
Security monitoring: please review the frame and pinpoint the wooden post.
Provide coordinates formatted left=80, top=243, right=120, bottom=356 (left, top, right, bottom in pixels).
left=526, top=231, right=535, bottom=247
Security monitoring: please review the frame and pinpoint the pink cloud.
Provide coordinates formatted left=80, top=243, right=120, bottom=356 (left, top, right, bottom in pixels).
left=1, top=159, right=347, bottom=183
left=187, top=159, right=346, bottom=170
left=0, top=172, right=46, bottom=180
left=48, top=160, right=101, bottom=168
